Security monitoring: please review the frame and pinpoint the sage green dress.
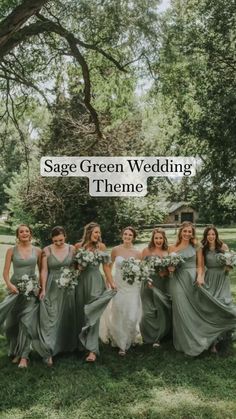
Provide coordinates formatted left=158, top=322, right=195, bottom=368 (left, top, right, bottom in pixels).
left=140, top=256, right=172, bottom=344
left=0, top=246, right=39, bottom=359
left=33, top=245, right=77, bottom=358
left=75, top=253, right=116, bottom=355
left=169, top=245, right=236, bottom=356
left=204, top=250, right=233, bottom=304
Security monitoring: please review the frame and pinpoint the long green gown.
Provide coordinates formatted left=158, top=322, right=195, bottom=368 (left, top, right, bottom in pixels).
left=204, top=250, right=233, bottom=304
left=75, top=254, right=116, bottom=355
left=0, top=246, right=39, bottom=359
left=169, top=245, right=236, bottom=356
left=33, top=245, right=77, bottom=358
left=140, top=257, right=172, bottom=344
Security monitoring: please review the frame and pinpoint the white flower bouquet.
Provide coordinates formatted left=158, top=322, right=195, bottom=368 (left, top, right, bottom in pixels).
left=17, top=274, right=40, bottom=299
left=165, top=252, right=185, bottom=268
left=216, top=251, right=236, bottom=268
left=56, top=267, right=78, bottom=290
left=146, top=256, right=170, bottom=273
left=74, top=248, right=96, bottom=269
left=74, top=249, right=110, bottom=272
left=95, top=251, right=110, bottom=265
left=121, top=257, right=150, bottom=285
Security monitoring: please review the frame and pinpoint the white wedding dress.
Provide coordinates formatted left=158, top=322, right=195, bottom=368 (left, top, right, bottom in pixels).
left=100, top=256, right=142, bottom=351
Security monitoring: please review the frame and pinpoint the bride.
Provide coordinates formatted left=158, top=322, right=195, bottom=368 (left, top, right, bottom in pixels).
left=100, top=226, right=142, bottom=355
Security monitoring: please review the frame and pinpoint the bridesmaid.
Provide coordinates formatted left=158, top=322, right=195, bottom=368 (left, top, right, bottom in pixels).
left=0, top=224, right=41, bottom=368
left=36, top=226, right=77, bottom=366
left=100, top=226, right=142, bottom=356
left=75, top=222, right=116, bottom=362
left=169, top=221, right=236, bottom=356
left=140, top=228, right=171, bottom=347
left=197, top=225, right=235, bottom=352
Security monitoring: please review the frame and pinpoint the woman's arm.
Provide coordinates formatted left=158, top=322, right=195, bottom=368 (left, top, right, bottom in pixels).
left=39, top=248, right=48, bottom=300
left=101, top=244, right=116, bottom=289
left=196, top=248, right=205, bottom=286
left=36, top=247, right=42, bottom=271
left=3, top=248, right=19, bottom=294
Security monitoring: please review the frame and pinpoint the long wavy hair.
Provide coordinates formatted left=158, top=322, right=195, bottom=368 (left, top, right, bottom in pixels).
left=201, top=225, right=223, bottom=256
left=176, top=221, right=196, bottom=247
left=148, top=228, right=168, bottom=250
left=81, top=222, right=101, bottom=249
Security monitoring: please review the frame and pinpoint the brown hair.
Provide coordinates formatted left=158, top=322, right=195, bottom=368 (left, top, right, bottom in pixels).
left=16, top=224, right=33, bottom=239
left=148, top=228, right=168, bottom=250
left=176, top=222, right=196, bottom=247
left=121, top=226, right=137, bottom=241
left=51, top=226, right=66, bottom=238
left=81, top=222, right=101, bottom=249
left=201, top=225, right=223, bottom=255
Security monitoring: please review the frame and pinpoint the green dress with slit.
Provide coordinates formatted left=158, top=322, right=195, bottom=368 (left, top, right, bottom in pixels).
left=0, top=245, right=39, bottom=359
left=169, top=245, right=236, bottom=356
left=75, top=252, right=116, bottom=355
left=33, top=245, right=77, bottom=358
left=140, top=256, right=172, bottom=344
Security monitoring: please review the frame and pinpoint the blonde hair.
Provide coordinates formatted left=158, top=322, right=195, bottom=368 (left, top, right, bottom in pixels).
left=176, top=222, right=196, bottom=247
left=81, top=222, right=101, bottom=249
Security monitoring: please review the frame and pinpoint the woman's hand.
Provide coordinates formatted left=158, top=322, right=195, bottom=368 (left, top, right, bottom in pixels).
left=225, top=265, right=233, bottom=273
left=109, top=281, right=117, bottom=290
left=39, top=289, right=46, bottom=300
left=147, top=280, right=154, bottom=288
left=7, top=282, right=19, bottom=294
left=168, top=266, right=175, bottom=273
left=159, top=270, right=167, bottom=278
left=196, top=276, right=205, bottom=287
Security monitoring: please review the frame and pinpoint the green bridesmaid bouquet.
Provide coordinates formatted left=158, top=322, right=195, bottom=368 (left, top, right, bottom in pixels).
left=17, top=274, right=40, bottom=299
left=74, top=249, right=110, bottom=272
left=165, top=253, right=185, bottom=269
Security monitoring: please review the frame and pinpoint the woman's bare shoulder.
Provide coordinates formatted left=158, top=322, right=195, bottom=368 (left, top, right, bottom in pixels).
left=98, top=242, right=106, bottom=251
left=74, top=242, right=82, bottom=250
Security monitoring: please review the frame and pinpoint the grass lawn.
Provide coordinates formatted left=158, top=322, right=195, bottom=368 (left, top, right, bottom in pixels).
left=0, top=229, right=236, bottom=418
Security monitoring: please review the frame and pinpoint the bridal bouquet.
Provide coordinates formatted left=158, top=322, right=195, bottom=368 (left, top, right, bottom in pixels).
left=121, top=257, right=142, bottom=285
left=56, top=267, right=78, bottom=290
left=216, top=251, right=236, bottom=268
left=17, top=274, right=40, bottom=299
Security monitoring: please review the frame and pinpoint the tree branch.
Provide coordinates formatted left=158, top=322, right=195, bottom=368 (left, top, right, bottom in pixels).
left=0, top=0, right=50, bottom=50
